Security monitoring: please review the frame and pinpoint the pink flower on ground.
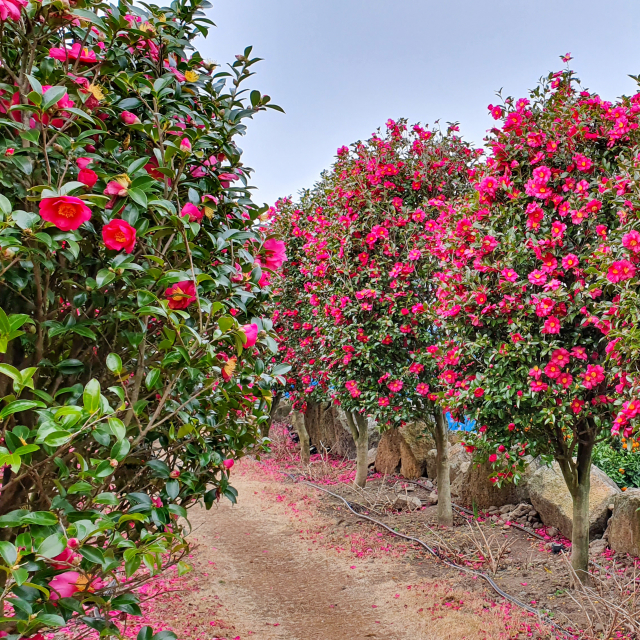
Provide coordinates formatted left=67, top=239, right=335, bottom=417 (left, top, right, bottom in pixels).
left=164, top=281, right=197, bottom=310
left=181, top=202, right=203, bottom=223
left=39, top=196, right=91, bottom=231
left=241, top=323, right=258, bottom=347
left=102, top=219, right=136, bottom=254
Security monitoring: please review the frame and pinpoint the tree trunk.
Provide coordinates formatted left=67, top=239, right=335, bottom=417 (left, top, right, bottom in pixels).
left=291, top=410, right=310, bottom=466
left=571, top=436, right=594, bottom=582
left=346, top=412, right=369, bottom=488
left=433, top=410, right=453, bottom=527
left=261, top=391, right=282, bottom=439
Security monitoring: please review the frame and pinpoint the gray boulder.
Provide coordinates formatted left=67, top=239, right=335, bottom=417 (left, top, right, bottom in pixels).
left=527, top=462, right=619, bottom=539
left=607, top=488, right=640, bottom=556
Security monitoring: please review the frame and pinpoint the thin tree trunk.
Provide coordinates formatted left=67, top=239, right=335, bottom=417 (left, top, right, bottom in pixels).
left=261, top=391, right=282, bottom=439
left=434, top=410, right=453, bottom=527
left=346, top=411, right=369, bottom=488
left=571, top=436, right=594, bottom=582
left=291, top=410, right=310, bottom=466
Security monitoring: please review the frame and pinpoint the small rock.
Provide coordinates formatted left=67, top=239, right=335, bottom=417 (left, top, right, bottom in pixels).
left=488, top=505, right=498, bottom=512
left=500, top=504, right=516, bottom=514
left=419, top=478, right=434, bottom=490
left=528, top=510, right=538, bottom=517
left=393, top=494, right=422, bottom=510
left=546, top=527, right=558, bottom=537
left=532, top=523, right=543, bottom=530
left=589, top=538, right=609, bottom=556
left=428, top=490, right=438, bottom=504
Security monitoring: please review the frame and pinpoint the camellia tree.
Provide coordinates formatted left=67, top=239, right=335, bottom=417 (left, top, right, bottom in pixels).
left=434, top=62, right=640, bottom=577
left=273, top=120, right=479, bottom=522
left=0, top=0, right=285, bottom=637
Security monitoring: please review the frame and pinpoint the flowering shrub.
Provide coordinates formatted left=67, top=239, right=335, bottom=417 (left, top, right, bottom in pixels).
left=273, top=119, right=479, bottom=503
left=0, top=0, right=284, bottom=637
left=435, top=63, right=640, bottom=576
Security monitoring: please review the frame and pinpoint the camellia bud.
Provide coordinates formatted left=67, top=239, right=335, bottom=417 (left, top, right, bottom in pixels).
left=179, top=137, right=192, bottom=153
left=109, top=459, right=118, bottom=467
left=169, top=469, right=180, bottom=478
left=67, top=537, right=80, bottom=549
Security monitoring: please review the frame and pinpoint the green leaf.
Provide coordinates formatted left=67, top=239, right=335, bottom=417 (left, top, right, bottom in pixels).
left=96, top=269, right=116, bottom=288
left=129, top=188, right=148, bottom=209
left=94, top=492, right=119, bottom=506
left=36, top=613, right=65, bottom=627
left=56, top=359, right=84, bottom=375
left=218, top=316, right=235, bottom=333
left=128, top=157, right=150, bottom=175
left=21, top=511, right=58, bottom=525
left=0, top=194, right=11, bottom=216
left=0, top=399, right=41, bottom=420
left=83, top=378, right=101, bottom=414
left=0, top=541, right=17, bottom=566
left=111, top=438, right=130, bottom=461
left=106, top=353, right=123, bottom=374
left=108, top=417, right=126, bottom=441
left=37, top=533, right=66, bottom=559
left=42, top=86, right=68, bottom=111
left=79, top=546, right=104, bottom=565
left=145, top=369, right=161, bottom=391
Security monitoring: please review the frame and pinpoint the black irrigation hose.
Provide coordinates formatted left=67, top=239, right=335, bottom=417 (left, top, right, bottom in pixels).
left=281, top=472, right=574, bottom=639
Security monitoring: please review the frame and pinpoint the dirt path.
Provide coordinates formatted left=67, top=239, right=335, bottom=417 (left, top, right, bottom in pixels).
left=184, top=475, right=416, bottom=640
left=159, top=468, right=545, bottom=640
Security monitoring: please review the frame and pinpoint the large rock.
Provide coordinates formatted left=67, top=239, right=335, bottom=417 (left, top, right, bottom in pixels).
left=607, top=489, right=640, bottom=556
left=451, top=457, right=538, bottom=510
left=272, top=399, right=292, bottom=421
left=527, top=462, right=620, bottom=539
left=304, top=401, right=355, bottom=457
left=374, top=423, right=435, bottom=479
left=374, top=429, right=402, bottom=475
left=426, top=442, right=470, bottom=483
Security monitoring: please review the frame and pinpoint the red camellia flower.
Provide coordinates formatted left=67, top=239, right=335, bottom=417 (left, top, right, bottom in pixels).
left=164, top=281, right=197, bottom=309
left=0, top=0, right=27, bottom=21
left=223, top=459, right=234, bottom=470
left=181, top=202, right=203, bottom=223
left=49, top=42, right=97, bottom=64
left=241, top=323, right=258, bottom=347
left=39, top=196, right=91, bottom=231
left=607, top=259, right=636, bottom=283
left=261, top=238, right=287, bottom=271
left=473, top=387, right=485, bottom=397
left=78, top=168, right=98, bottom=188
left=102, top=219, right=136, bottom=254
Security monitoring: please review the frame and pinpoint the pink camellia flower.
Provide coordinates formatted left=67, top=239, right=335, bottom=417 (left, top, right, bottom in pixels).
left=39, top=196, right=91, bottom=231
left=542, top=316, right=561, bottom=334
left=261, top=238, right=287, bottom=271
left=49, top=42, right=97, bottom=64
left=121, top=111, right=140, bottom=125
left=583, top=364, right=605, bottom=390
left=488, top=453, right=498, bottom=463
left=607, top=259, right=636, bottom=283
left=0, top=0, right=27, bottom=21
left=223, top=459, right=234, bottom=470
left=387, top=379, right=403, bottom=393
left=550, top=348, right=571, bottom=367
left=557, top=371, right=573, bottom=389
left=179, top=137, right=192, bottom=152
left=571, top=346, right=587, bottom=361
left=562, top=253, right=579, bottom=270
left=4, top=147, right=14, bottom=156
left=67, top=538, right=80, bottom=549
left=570, top=398, right=585, bottom=415
left=164, top=281, right=197, bottom=310
left=378, top=396, right=390, bottom=407
left=501, top=268, right=518, bottom=282
left=51, top=547, right=78, bottom=570
left=241, top=323, right=258, bottom=347
left=102, top=219, right=136, bottom=254
left=473, top=387, right=485, bottom=398
left=103, top=180, right=128, bottom=197
left=218, top=172, right=240, bottom=188
left=416, top=383, right=430, bottom=396
left=76, top=157, right=92, bottom=170
left=528, top=270, right=547, bottom=285
left=49, top=571, right=81, bottom=600
left=622, top=230, right=640, bottom=254
left=530, top=380, right=549, bottom=392
left=78, top=168, right=98, bottom=188
left=181, top=202, right=203, bottom=223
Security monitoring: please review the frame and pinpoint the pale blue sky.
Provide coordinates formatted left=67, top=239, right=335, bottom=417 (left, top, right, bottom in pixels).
left=203, top=1, right=640, bottom=207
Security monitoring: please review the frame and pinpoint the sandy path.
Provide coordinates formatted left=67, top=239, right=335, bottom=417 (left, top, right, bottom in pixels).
left=185, top=475, right=416, bottom=640
left=163, top=469, right=545, bottom=640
